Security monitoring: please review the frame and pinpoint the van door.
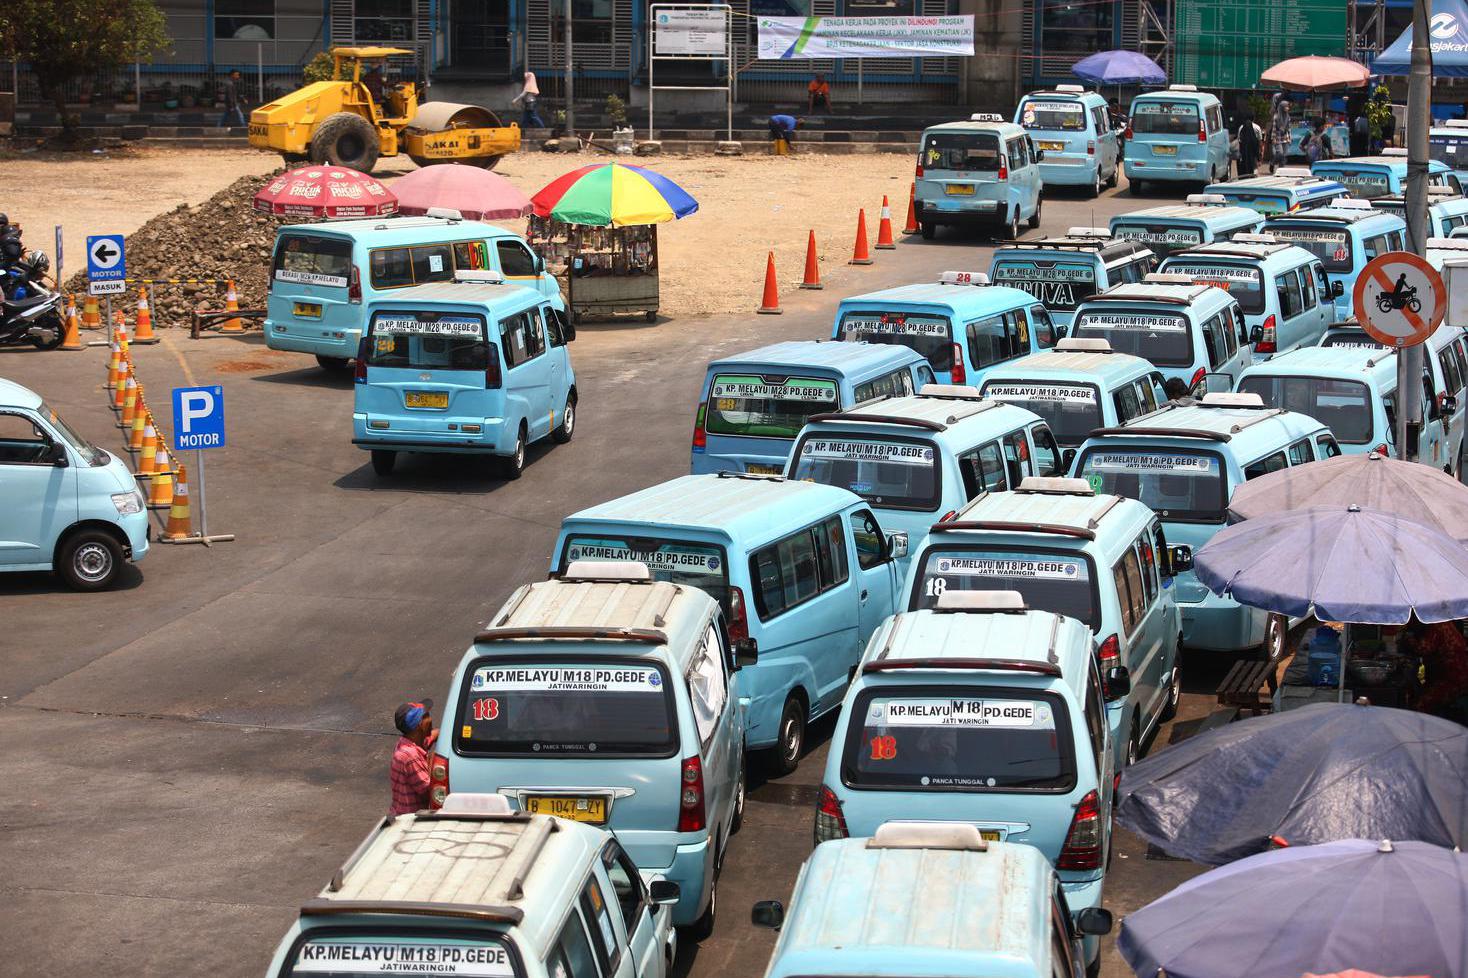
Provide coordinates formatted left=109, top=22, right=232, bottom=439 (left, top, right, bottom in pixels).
left=849, top=508, right=898, bottom=649
left=1112, top=535, right=1167, bottom=752
left=500, top=308, right=555, bottom=441
left=576, top=872, right=635, bottom=978
left=602, top=843, right=663, bottom=978
left=1422, top=369, right=1448, bottom=470
left=686, top=621, right=737, bottom=843
left=0, top=412, right=77, bottom=567
left=1094, top=104, right=1119, bottom=179
left=495, top=237, right=551, bottom=295
left=542, top=304, right=573, bottom=421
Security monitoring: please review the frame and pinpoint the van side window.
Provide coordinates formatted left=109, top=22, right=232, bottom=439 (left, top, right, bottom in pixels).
left=1083, top=660, right=1107, bottom=774
left=1114, top=383, right=1142, bottom=423
left=1439, top=347, right=1464, bottom=397
left=1452, top=340, right=1468, bottom=387
left=1031, top=424, right=1062, bottom=476
left=750, top=530, right=821, bottom=619
left=967, top=312, right=1025, bottom=370
left=1112, top=559, right=1138, bottom=635
left=1287, top=438, right=1313, bottom=465
left=548, top=906, right=602, bottom=978
left=687, top=624, right=730, bottom=749
left=1029, top=304, right=1058, bottom=348
left=853, top=369, right=911, bottom=404
left=1278, top=272, right=1303, bottom=319
left=525, top=311, right=547, bottom=358
left=1425, top=371, right=1440, bottom=421
left=1314, top=263, right=1330, bottom=298
left=1389, top=230, right=1405, bottom=250
left=545, top=306, right=568, bottom=347
left=579, top=876, right=620, bottom=974
left=0, top=413, right=54, bottom=465
left=1003, top=429, right=1032, bottom=484
left=917, top=364, right=937, bottom=387
left=1138, top=534, right=1159, bottom=603
left=602, top=843, right=648, bottom=942
left=958, top=441, right=1008, bottom=496
left=1245, top=451, right=1288, bottom=479
left=496, top=239, right=540, bottom=277
left=1135, top=377, right=1160, bottom=415
left=821, top=516, right=850, bottom=585
left=1202, top=317, right=1227, bottom=369
left=1121, top=547, right=1148, bottom=631
left=1317, top=433, right=1342, bottom=457
left=1298, top=267, right=1317, bottom=309
left=499, top=312, right=535, bottom=367
left=850, top=509, right=886, bottom=570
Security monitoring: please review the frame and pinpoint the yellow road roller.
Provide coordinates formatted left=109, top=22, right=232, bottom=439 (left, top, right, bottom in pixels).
left=247, top=47, right=520, bottom=173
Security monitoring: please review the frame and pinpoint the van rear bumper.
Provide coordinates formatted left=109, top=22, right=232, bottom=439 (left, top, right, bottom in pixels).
left=264, top=320, right=360, bottom=359
left=354, top=415, right=509, bottom=454
left=621, top=832, right=713, bottom=926
left=916, top=199, right=1004, bottom=224
left=1124, top=159, right=1211, bottom=181
left=1038, top=160, right=1098, bottom=185
left=1180, top=592, right=1267, bottom=651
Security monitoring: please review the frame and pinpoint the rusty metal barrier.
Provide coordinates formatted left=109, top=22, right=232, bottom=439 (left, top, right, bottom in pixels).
left=191, top=307, right=266, bottom=339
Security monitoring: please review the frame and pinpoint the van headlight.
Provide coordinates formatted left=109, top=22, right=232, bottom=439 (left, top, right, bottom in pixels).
left=112, top=491, right=144, bottom=516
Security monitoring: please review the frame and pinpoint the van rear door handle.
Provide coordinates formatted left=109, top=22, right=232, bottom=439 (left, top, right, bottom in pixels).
left=860, top=589, right=869, bottom=600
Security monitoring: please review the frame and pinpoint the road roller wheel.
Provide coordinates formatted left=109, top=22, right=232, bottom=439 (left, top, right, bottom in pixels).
left=310, top=112, right=380, bottom=173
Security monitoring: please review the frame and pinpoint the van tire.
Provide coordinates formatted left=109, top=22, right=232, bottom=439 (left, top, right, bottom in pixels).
left=730, top=758, right=746, bottom=835
left=316, top=355, right=351, bottom=372
left=370, top=450, right=396, bottom=476
left=552, top=394, right=576, bottom=444
left=1127, top=722, right=1141, bottom=767
left=1029, top=194, right=1043, bottom=229
left=687, top=873, right=717, bottom=941
left=58, top=529, right=123, bottom=591
left=770, top=695, right=807, bottom=777
left=1001, top=210, right=1021, bottom=241
left=920, top=219, right=935, bottom=240
left=1106, top=166, right=1119, bottom=189
left=1160, top=655, right=1182, bottom=723
left=310, top=112, right=380, bottom=173
left=501, top=424, right=527, bottom=480
left=1130, top=178, right=1146, bottom=195
left=1089, top=171, right=1103, bottom=198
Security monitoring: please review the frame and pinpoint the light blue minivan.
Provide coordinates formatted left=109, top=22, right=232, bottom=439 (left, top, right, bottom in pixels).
left=1263, top=200, right=1407, bottom=320
left=1311, top=152, right=1461, bottom=199
left=352, top=274, right=576, bottom=478
left=989, top=231, right=1157, bottom=328
left=833, top=271, right=1060, bottom=386
left=432, top=563, right=743, bottom=934
left=1015, top=84, right=1120, bottom=197
left=0, top=378, right=149, bottom=590
left=1124, top=85, right=1230, bottom=191
left=1369, top=187, right=1468, bottom=237
left=915, top=115, right=1043, bottom=240
left=1108, top=195, right=1265, bottom=261
left=552, top=473, right=907, bottom=774
left=811, top=596, right=1115, bottom=972
left=1073, top=392, right=1338, bottom=655
left=692, top=341, right=933, bottom=476
left=785, top=386, right=1063, bottom=567
left=266, top=215, right=560, bottom=370
left=1430, top=119, right=1468, bottom=185
left=1201, top=172, right=1349, bottom=215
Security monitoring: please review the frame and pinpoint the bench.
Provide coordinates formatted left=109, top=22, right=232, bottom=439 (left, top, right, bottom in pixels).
left=1216, top=657, right=1280, bottom=716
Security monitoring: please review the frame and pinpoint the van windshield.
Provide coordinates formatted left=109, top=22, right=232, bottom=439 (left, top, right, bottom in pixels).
left=273, top=234, right=352, bottom=289
left=1266, top=225, right=1354, bottom=271
left=844, top=689, right=1075, bottom=792
left=1131, top=100, right=1199, bottom=136
left=1431, top=133, right=1468, bottom=171
left=1076, top=448, right=1227, bottom=523
left=982, top=381, right=1102, bottom=446
left=42, top=402, right=107, bottom=466
left=1073, top=309, right=1193, bottom=365
left=1111, top=224, right=1204, bottom=261
left=705, top=374, right=838, bottom=439
left=455, top=659, right=676, bottom=756
left=1161, top=260, right=1265, bottom=314
left=561, top=536, right=729, bottom=608
left=840, top=311, right=954, bottom=370
left=290, top=935, right=518, bottom=977
left=1216, top=191, right=1291, bottom=215
left=1021, top=100, right=1086, bottom=131
left=921, top=131, right=1001, bottom=171
left=990, top=259, right=1098, bottom=311
left=1237, top=375, right=1376, bottom=444
left=912, top=547, right=1098, bottom=629
left=789, top=434, right=941, bottom=510
left=367, top=313, right=491, bottom=370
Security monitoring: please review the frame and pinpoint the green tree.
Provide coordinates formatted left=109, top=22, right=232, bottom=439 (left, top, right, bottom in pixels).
left=303, top=51, right=335, bottom=85
left=0, top=0, right=170, bottom=138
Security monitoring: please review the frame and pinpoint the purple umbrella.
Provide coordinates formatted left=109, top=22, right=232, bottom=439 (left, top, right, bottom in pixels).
left=1118, top=840, right=1468, bottom=978
left=1072, top=50, right=1167, bottom=86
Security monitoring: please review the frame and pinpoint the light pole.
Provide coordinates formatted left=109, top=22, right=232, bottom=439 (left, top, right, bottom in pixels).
left=1399, top=0, right=1432, bottom=459
left=563, top=0, right=575, bottom=137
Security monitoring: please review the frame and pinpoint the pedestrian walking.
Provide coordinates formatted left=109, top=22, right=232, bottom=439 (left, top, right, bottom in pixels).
left=1305, top=120, right=1330, bottom=163
left=511, top=70, right=545, bottom=129
left=1350, top=109, right=1371, bottom=156
left=220, top=69, right=247, bottom=128
left=1236, top=113, right=1262, bottom=177
left=388, top=699, right=437, bottom=816
left=1270, top=95, right=1292, bottom=172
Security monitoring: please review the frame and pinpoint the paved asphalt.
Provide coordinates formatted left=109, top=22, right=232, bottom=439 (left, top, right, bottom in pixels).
left=3, top=178, right=1230, bottom=977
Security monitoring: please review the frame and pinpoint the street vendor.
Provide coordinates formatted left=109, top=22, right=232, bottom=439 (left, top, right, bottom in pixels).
left=1400, top=619, right=1468, bottom=721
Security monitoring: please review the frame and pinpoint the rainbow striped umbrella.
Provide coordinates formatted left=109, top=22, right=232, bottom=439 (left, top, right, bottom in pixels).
left=531, top=163, right=698, bottom=227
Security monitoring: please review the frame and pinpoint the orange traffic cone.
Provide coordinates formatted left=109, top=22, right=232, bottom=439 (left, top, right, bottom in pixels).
left=757, top=252, right=783, bottom=315
left=105, top=336, right=123, bottom=390
left=112, top=358, right=130, bottom=411
left=82, top=293, right=101, bottom=330
left=800, top=230, right=823, bottom=290
left=114, top=311, right=130, bottom=359
left=137, top=418, right=159, bottom=478
left=60, top=296, right=83, bottom=350
left=162, top=464, right=194, bottom=539
left=132, top=287, right=158, bottom=344
left=850, top=209, right=874, bottom=265
left=118, top=375, right=137, bottom=428
left=220, top=280, right=243, bottom=333
left=876, top=195, right=897, bottom=250
left=127, top=406, right=147, bottom=454
left=148, top=448, right=175, bottom=509
left=903, top=182, right=920, bottom=234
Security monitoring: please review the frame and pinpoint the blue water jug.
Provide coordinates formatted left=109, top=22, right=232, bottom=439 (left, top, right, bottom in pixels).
left=1308, top=628, right=1342, bottom=686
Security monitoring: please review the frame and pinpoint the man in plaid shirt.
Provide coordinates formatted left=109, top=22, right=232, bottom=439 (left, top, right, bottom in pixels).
left=389, top=699, right=437, bottom=815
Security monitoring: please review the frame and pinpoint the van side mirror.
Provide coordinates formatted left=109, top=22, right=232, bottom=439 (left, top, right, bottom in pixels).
left=564, top=317, right=576, bottom=342
left=1249, top=325, right=1264, bottom=345
left=886, top=531, right=909, bottom=561
left=733, top=637, right=759, bottom=669
left=1076, top=907, right=1114, bottom=936
left=47, top=440, right=68, bottom=467
left=751, top=900, right=785, bottom=929
left=1035, top=149, right=1046, bottom=161
left=649, top=880, right=681, bottom=906
left=1104, top=665, right=1131, bottom=700
left=1444, top=394, right=1458, bottom=415
left=1170, top=544, right=1194, bottom=572
left=1061, top=447, right=1076, bottom=473
left=1191, top=372, right=1233, bottom=398
left=1332, top=280, right=1345, bottom=297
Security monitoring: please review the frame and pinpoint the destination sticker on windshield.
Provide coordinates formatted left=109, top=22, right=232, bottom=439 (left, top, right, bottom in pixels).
left=993, top=264, right=1095, bottom=282
left=565, top=543, right=723, bottom=576
left=1114, top=228, right=1202, bottom=244
left=985, top=384, right=1096, bottom=403
left=294, top=940, right=515, bottom=976
left=802, top=439, right=935, bottom=465
left=1087, top=453, right=1216, bottom=472
left=471, top=665, right=664, bottom=693
left=372, top=316, right=482, bottom=336
left=1076, top=312, right=1187, bottom=331
left=877, top=698, right=1049, bottom=728
left=1164, top=264, right=1259, bottom=284
left=710, top=379, right=836, bottom=402
left=1337, top=172, right=1389, bottom=186
left=274, top=269, right=349, bottom=288
left=934, top=556, right=1081, bottom=579
left=843, top=316, right=949, bottom=337
left=1269, top=227, right=1348, bottom=245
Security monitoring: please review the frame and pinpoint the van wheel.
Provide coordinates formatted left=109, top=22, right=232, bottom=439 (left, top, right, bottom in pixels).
left=919, top=219, right=935, bottom=240
left=1262, top=614, right=1286, bottom=663
left=58, top=530, right=122, bottom=591
left=1028, top=195, right=1043, bottom=229
left=1001, top=211, right=1021, bottom=241
left=730, top=758, right=746, bottom=835
left=370, top=450, right=396, bottom=476
left=501, top=424, right=527, bottom=480
left=1106, top=166, right=1119, bottom=189
left=1160, top=656, right=1182, bottom=722
left=1126, top=723, right=1141, bottom=767
left=687, top=872, right=716, bottom=941
left=1130, top=178, right=1146, bottom=195
left=770, top=696, right=806, bottom=777
left=552, top=395, right=576, bottom=444
left=1089, top=171, right=1103, bottom=198
left=316, top=355, right=351, bottom=372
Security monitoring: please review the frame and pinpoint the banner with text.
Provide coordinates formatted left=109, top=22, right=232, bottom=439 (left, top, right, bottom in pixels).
left=757, top=15, right=974, bottom=59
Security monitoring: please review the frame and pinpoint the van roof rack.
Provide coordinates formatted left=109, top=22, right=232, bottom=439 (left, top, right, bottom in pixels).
left=928, top=519, right=1097, bottom=540
left=1144, top=272, right=1199, bottom=285
left=473, top=625, right=669, bottom=645
left=868, top=822, right=990, bottom=852
left=917, top=383, right=985, bottom=401
left=808, top=411, right=947, bottom=432
left=1088, top=424, right=1232, bottom=442
left=1015, top=476, right=1095, bottom=496
left=1168, top=83, right=1198, bottom=91
left=1231, top=232, right=1279, bottom=245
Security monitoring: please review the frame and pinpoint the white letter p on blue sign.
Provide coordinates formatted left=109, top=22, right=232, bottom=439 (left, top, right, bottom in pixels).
left=171, top=385, right=226, bottom=452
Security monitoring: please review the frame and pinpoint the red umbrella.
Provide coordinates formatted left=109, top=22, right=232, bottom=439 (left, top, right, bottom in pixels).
left=391, top=163, right=532, bottom=220
left=253, top=166, right=398, bottom=218
left=1260, top=55, right=1371, bottom=92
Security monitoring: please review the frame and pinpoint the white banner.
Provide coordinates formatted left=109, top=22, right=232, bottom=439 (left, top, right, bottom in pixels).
left=711, top=379, right=836, bottom=402
left=934, top=556, right=1083, bottom=580
left=842, top=315, right=949, bottom=337
left=879, top=698, right=1050, bottom=728
left=275, top=268, right=349, bottom=288
left=373, top=316, right=482, bottom=336
left=757, top=15, right=974, bottom=59
left=565, top=543, right=724, bottom=577
left=295, top=941, right=514, bottom=976
left=471, top=665, right=665, bottom=693
left=1076, top=312, right=1187, bottom=331
left=654, top=8, right=728, bottom=55
left=985, top=384, right=1096, bottom=404
left=802, top=438, right=935, bottom=466
left=1087, top=452, right=1217, bottom=473
left=1113, top=227, right=1203, bottom=245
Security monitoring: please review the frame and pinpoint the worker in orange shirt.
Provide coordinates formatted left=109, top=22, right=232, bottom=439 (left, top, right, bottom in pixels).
left=808, top=73, right=832, bottom=113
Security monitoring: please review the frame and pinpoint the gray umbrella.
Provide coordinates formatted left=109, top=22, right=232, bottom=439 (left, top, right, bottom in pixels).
left=1227, top=450, right=1468, bottom=544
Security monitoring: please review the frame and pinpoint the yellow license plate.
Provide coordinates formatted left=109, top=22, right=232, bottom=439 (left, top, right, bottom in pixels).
left=1152, top=144, right=1178, bottom=156
left=746, top=463, right=783, bottom=475
left=405, top=391, right=448, bottom=409
left=1040, top=141, right=1064, bottom=151
left=526, top=796, right=607, bottom=823
left=980, top=829, right=1003, bottom=841
left=292, top=301, right=322, bottom=318
left=945, top=184, right=975, bottom=195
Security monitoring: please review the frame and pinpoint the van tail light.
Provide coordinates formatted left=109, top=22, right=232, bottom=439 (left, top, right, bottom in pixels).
left=1124, top=125, right=1134, bottom=140
left=1097, top=634, right=1122, bottom=699
left=916, top=162, right=925, bottom=178
left=1198, top=121, right=1207, bottom=143
left=939, top=510, right=958, bottom=523
left=1056, top=789, right=1103, bottom=870
left=1191, top=367, right=1207, bottom=389
left=692, top=402, right=707, bottom=453
left=1373, top=442, right=1389, bottom=456
left=428, top=753, right=450, bottom=809
left=727, top=585, right=750, bottom=644
left=348, top=265, right=362, bottom=305
left=950, top=346, right=967, bottom=384
left=484, top=350, right=502, bottom=390
left=354, top=337, right=369, bottom=383
left=1257, top=314, right=1278, bottom=354
left=1087, top=139, right=1096, bottom=156
left=815, top=784, right=849, bottom=843
left=678, top=756, right=707, bottom=832
left=998, top=161, right=1009, bottom=181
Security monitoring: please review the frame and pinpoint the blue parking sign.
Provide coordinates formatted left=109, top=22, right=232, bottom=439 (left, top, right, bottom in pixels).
left=172, top=386, right=226, bottom=451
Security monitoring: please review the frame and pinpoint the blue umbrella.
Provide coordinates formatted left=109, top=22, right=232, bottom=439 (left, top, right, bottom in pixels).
left=1118, top=839, right=1468, bottom=978
left=1194, top=504, right=1468, bottom=624
left=1072, top=50, right=1167, bottom=86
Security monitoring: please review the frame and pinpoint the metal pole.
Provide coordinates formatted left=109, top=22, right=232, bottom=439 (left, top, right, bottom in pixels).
left=857, top=58, right=863, bottom=106
left=196, top=449, right=208, bottom=539
left=105, top=296, right=112, bottom=342
left=258, top=43, right=265, bottom=103
left=1401, top=0, right=1432, bottom=460
left=649, top=24, right=656, bottom=142
left=135, top=62, right=142, bottom=105
left=563, top=0, right=575, bottom=137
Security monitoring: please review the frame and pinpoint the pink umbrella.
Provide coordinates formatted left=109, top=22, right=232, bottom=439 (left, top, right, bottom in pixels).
left=1260, top=55, right=1371, bottom=92
left=390, top=163, right=533, bottom=220
left=253, top=166, right=398, bottom=218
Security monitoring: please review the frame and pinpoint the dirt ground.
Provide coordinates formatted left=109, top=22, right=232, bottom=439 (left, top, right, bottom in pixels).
left=0, top=145, right=919, bottom=317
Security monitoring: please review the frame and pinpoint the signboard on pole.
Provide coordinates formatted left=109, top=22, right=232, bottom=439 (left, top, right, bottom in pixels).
left=1352, top=251, right=1445, bottom=348
left=756, top=15, right=975, bottom=59
left=86, top=234, right=127, bottom=296
left=1172, top=0, right=1346, bottom=88
left=654, top=8, right=728, bottom=55
left=172, top=385, right=226, bottom=451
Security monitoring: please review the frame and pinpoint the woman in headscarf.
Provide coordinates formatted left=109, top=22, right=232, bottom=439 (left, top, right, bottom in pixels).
left=1270, top=94, right=1292, bottom=172
left=1236, top=112, right=1262, bottom=177
left=511, top=70, right=545, bottom=128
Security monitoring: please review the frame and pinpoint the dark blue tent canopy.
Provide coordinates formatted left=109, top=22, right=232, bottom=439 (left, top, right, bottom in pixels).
left=1373, top=0, right=1468, bottom=76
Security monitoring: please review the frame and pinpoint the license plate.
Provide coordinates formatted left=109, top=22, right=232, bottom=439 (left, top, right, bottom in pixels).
left=1152, top=144, right=1178, bottom=156
left=1039, top=141, right=1064, bottom=151
left=404, top=391, right=448, bottom=409
left=292, top=301, right=322, bottom=318
left=980, top=829, right=1003, bottom=841
left=945, top=184, right=975, bottom=195
left=746, top=463, right=783, bottom=475
left=525, top=795, right=607, bottom=823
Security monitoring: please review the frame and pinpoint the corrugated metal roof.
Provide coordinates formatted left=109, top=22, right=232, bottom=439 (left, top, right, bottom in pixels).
left=708, top=340, right=920, bottom=375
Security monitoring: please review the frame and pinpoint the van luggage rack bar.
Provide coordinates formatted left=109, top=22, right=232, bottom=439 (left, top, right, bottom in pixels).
left=929, top=519, right=1096, bottom=540
left=1084, top=291, right=1196, bottom=306
left=474, top=626, right=669, bottom=644
left=1085, top=425, right=1231, bottom=442
left=1220, top=407, right=1288, bottom=434
left=807, top=412, right=947, bottom=431
left=300, top=899, right=526, bottom=924
left=329, top=816, right=394, bottom=892
left=862, top=657, right=1063, bottom=677
left=1183, top=246, right=1285, bottom=260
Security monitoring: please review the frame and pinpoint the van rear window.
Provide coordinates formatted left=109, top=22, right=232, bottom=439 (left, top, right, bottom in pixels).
left=1161, top=261, right=1265, bottom=314
left=455, top=659, right=676, bottom=756
left=273, top=234, right=352, bottom=288
left=1318, top=168, right=1392, bottom=198
left=1076, top=449, right=1227, bottom=523
left=990, top=260, right=1097, bottom=311
left=983, top=382, right=1102, bottom=445
left=1131, top=101, right=1199, bottom=136
left=367, top=313, right=491, bottom=370
left=789, top=434, right=940, bottom=510
left=1021, top=101, right=1085, bottom=131
left=1111, top=225, right=1203, bottom=261
left=1073, top=309, right=1193, bottom=365
left=1432, top=134, right=1468, bottom=171
left=922, top=132, right=1001, bottom=171
left=912, top=548, right=1098, bottom=629
left=1266, top=226, right=1353, bottom=271
left=705, top=374, right=837, bottom=439
left=561, top=536, right=729, bottom=607
left=291, top=936, right=516, bottom=977
left=1237, top=375, right=1376, bottom=444
left=840, top=311, right=954, bottom=370
left=843, top=688, right=1075, bottom=792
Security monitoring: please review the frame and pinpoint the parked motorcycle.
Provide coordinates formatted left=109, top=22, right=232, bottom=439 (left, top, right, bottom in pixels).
left=0, top=250, right=65, bottom=350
